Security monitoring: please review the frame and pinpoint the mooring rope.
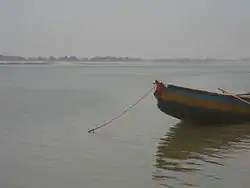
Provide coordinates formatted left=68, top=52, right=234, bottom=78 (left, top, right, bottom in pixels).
left=88, top=86, right=155, bottom=133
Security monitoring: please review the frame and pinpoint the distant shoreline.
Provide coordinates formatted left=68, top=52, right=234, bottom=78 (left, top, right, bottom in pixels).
left=0, top=54, right=249, bottom=63
left=0, top=54, right=143, bottom=62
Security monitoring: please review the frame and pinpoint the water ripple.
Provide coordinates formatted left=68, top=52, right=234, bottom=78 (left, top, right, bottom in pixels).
left=153, top=122, right=250, bottom=187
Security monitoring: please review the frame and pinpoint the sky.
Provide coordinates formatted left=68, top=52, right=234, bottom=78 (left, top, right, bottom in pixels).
left=0, top=0, right=249, bottom=58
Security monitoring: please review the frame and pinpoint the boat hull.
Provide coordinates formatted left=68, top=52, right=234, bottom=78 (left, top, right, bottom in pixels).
left=153, top=81, right=250, bottom=124
left=157, top=98, right=250, bottom=124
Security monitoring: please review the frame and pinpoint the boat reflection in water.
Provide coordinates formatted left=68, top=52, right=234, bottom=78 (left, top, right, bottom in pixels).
left=153, top=121, right=250, bottom=187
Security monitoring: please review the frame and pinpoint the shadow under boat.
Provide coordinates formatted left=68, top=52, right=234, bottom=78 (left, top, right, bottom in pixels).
left=153, top=121, right=250, bottom=187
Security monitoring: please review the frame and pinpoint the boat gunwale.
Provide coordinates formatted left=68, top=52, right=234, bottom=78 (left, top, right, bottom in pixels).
left=165, top=83, right=250, bottom=101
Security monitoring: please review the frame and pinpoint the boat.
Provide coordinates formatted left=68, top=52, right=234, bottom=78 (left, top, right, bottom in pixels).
left=153, top=80, right=250, bottom=124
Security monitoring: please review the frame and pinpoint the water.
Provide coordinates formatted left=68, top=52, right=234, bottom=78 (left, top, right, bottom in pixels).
left=0, top=60, right=250, bottom=188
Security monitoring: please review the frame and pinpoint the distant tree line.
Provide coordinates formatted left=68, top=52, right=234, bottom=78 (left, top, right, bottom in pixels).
left=0, top=54, right=143, bottom=62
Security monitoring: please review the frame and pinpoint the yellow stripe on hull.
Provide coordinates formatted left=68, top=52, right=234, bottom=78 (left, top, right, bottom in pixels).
left=159, top=92, right=250, bottom=114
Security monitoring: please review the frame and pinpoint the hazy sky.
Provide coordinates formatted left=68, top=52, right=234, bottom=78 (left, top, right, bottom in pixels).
left=0, top=0, right=249, bottom=58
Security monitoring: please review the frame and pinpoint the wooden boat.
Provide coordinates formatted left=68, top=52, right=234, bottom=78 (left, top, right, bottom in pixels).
left=153, top=80, right=250, bottom=124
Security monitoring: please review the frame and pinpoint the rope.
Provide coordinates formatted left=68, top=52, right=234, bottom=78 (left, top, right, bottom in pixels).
left=88, top=86, right=154, bottom=133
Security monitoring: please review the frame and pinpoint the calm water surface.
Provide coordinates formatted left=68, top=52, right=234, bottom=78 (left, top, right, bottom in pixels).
left=0, top=60, right=250, bottom=188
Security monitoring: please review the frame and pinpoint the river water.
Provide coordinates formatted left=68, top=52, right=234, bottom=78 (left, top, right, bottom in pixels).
left=0, top=60, right=250, bottom=188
